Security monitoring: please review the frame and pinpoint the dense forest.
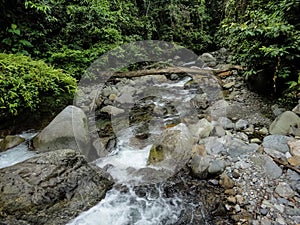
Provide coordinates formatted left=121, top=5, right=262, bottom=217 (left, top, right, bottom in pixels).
left=0, top=0, right=299, bottom=127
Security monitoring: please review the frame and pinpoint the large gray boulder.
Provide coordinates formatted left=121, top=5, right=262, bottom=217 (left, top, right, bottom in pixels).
left=0, top=149, right=113, bottom=225
left=147, top=123, right=194, bottom=171
left=33, top=105, right=96, bottom=161
left=269, top=111, right=300, bottom=135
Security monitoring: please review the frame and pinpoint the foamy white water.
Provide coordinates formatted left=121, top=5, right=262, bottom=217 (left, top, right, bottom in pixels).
left=0, top=131, right=37, bottom=169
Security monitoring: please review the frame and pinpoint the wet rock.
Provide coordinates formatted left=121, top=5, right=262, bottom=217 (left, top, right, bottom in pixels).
left=147, top=123, right=194, bottom=171
left=262, top=135, right=293, bottom=154
left=0, top=149, right=113, bottom=225
left=32, top=106, right=96, bottom=161
left=275, top=182, right=295, bottom=198
left=0, top=135, right=25, bottom=152
left=269, top=111, right=300, bottom=135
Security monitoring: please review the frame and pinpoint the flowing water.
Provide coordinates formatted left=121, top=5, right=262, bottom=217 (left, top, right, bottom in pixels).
left=68, top=76, right=203, bottom=225
left=0, top=131, right=37, bottom=169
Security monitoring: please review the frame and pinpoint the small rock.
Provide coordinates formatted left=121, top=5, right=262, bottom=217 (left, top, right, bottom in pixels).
left=288, top=156, right=300, bottom=166
left=108, top=93, right=117, bottom=101
left=227, top=196, right=236, bottom=204
left=258, top=127, right=269, bottom=135
left=188, top=118, right=213, bottom=139
left=260, top=208, right=269, bottom=216
left=223, top=81, right=235, bottom=89
left=232, top=169, right=240, bottom=179
left=189, top=155, right=210, bottom=179
left=100, top=105, right=125, bottom=116
left=275, top=182, right=295, bottom=198
left=250, top=138, right=261, bottom=144
left=218, top=117, right=235, bottom=130
left=235, top=195, right=244, bottom=205
left=211, top=125, right=226, bottom=137
left=219, top=173, right=235, bottom=189
left=208, top=159, right=226, bottom=176
left=234, top=204, right=241, bottom=212
left=192, top=144, right=206, bottom=156
left=288, top=140, right=300, bottom=156
left=235, top=119, right=248, bottom=130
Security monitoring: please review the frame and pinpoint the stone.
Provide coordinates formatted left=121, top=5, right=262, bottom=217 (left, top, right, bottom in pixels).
left=288, top=140, right=300, bottom=156
left=0, top=149, right=113, bottom=225
left=227, top=196, right=236, bottom=204
left=100, top=105, right=125, bottom=116
left=205, top=137, right=227, bottom=155
left=33, top=106, right=95, bottom=161
left=148, top=123, right=194, bottom=172
left=223, top=81, right=235, bottom=89
left=219, top=173, right=235, bottom=189
left=250, top=154, right=282, bottom=179
left=292, top=100, right=300, bottom=115
left=192, top=144, right=207, bottom=156
left=288, top=156, right=300, bottom=166
left=262, top=135, right=293, bottom=153
left=108, top=93, right=117, bottom=101
left=0, top=135, right=25, bottom=152
left=198, top=53, right=217, bottom=67
left=211, top=125, right=226, bottom=137
left=188, top=118, right=213, bottom=140
left=235, top=119, right=248, bottom=130
left=258, top=127, right=269, bottom=135
left=190, top=93, right=209, bottom=109
left=250, top=138, right=261, bottom=144
left=269, top=111, right=300, bottom=135
left=226, top=136, right=259, bottom=157
left=275, top=182, right=295, bottom=198
left=218, top=117, right=235, bottom=130
left=208, top=159, right=226, bottom=176
left=189, top=155, right=210, bottom=179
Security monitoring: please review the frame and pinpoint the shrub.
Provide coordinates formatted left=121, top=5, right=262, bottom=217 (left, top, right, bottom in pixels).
left=0, top=53, right=77, bottom=116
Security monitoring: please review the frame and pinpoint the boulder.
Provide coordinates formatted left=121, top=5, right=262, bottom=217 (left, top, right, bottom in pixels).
left=0, top=135, right=25, bottom=152
left=32, top=105, right=95, bottom=161
left=147, top=123, right=194, bottom=171
left=0, top=149, right=113, bottom=225
left=198, top=53, right=217, bottom=67
left=269, top=111, right=300, bottom=135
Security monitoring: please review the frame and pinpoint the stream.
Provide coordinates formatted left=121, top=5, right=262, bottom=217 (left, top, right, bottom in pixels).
left=0, top=75, right=216, bottom=225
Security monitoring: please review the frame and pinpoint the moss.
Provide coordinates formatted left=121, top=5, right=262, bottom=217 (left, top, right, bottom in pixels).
left=147, top=144, right=165, bottom=165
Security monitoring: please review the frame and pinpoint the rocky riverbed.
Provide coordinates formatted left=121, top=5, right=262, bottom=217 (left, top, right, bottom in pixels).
left=0, top=48, right=300, bottom=224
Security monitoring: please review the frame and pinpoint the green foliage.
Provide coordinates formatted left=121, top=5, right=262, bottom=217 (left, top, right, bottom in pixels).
left=1, top=24, right=33, bottom=55
left=217, top=0, right=300, bottom=95
left=0, top=53, right=77, bottom=116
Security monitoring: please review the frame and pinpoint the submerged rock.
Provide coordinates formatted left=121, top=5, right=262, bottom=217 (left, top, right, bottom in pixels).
left=0, top=149, right=113, bottom=225
left=0, top=135, right=25, bottom=152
